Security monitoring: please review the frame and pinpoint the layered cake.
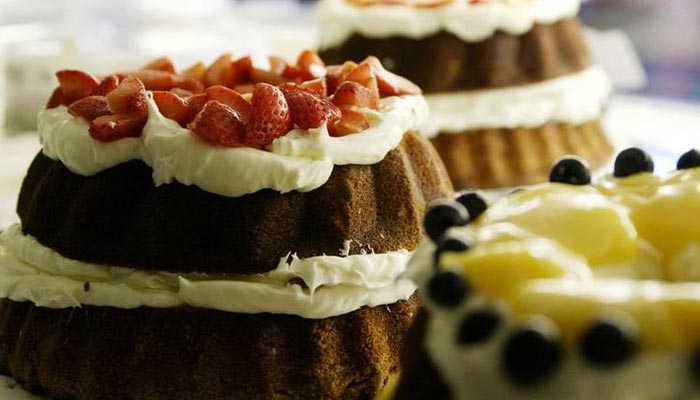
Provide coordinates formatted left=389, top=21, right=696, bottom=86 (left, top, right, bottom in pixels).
left=318, top=0, right=614, bottom=189
left=391, top=148, right=700, bottom=399
left=0, top=51, right=453, bottom=399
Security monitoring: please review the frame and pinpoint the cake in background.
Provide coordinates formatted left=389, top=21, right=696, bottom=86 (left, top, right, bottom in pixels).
left=318, top=0, right=614, bottom=189
left=0, top=50, right=453, bottom=399
left=391, top=148, right=700, bottom=399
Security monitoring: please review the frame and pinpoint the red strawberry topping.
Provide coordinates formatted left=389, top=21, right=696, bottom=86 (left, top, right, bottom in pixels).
left=329, top=107, right=371, bottom=137
left=143, top=57, right=176, bottom=73
left=68, top=96, right=111, bottom=121
left=246, top=83, right=292, bottom=146
left=55, top=70, right=100, bottom=104
left=46, top=87, right=67, bottom=109
left=152, top=91, right=189, bottom=122
left=107, top=77, right=148, bottom=115
left=282, top=85, right=341, bottom=130
left=92, top=75, right=121, bottom=96
left=363, top=56, right=421, bottom=96
left=189, top=100, right=246, bottom=147
left=205, top=85, right=252, bottom=123
left=89, top=113, right=146, bottom=142
left=332, top=81, right=380, bottom=110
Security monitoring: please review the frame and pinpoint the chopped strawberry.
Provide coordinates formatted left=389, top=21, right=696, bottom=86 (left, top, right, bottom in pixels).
left=183, top=62, right=207, bottom=81
left=233, top=84, right=255, bottom=94
left=107, top=77, right=147, bottom=115
left=333, top=81, right=380, bottom=110
left=363, top=56, right=421, bottom=96
left=152, top=91, right=188, bottom=122
left=170, top=88, right=194, bottom=98
left=92, top=75, right=121, bottom=96
left=89, top=113, right=146, bottom=142
left=283, top=50, right=327, bottom=82
left=232, top=56, right=254, bottom=83
left=329, top=107, right=370, bottom=137
left=55, top=70, right=100, bottom=103
left=246, top=83, right=292, bottom=146
left=251, top=56, right=290, bottom=85
left=174, top=76, right=205, bottom=93
left=46, top=87, right=67, bottom=108
left=203, top=53, right=236, bottom=87
left=282, top=86, right=340, bottom=130
left=126, top=70, right=178, bottom=91
left=143, top=57, right=176, bottom=73
left=300, top=78, right=328, bottom=97
left=346, top=63, right=380, bottom=98
left=205, top=85, right=252, bottom=123
left=180, top=93, right=209, bottom=126
left=188, top=100, right=246, bottom=147
left=326, top=61, right=358, bottom=93
left=67, top=96, right=111, bottom=121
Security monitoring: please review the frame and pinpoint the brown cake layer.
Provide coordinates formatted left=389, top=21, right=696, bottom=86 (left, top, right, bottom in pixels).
left=17, top=131, right=453, bottom=274
left=319, top=18, right=590, bottom=93
left=431, top=120, right=614, bottom=190
left=0, top=295, right=419, bottom=400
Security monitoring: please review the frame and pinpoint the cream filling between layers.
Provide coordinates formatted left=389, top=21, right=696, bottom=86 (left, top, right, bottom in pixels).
left=421, top=66, right=612, bottom=137
left=318, top=0, right=581, bottom=49
left=0, top=225, right=417, bottom=319
left=38, top=94, right=428, bottom=197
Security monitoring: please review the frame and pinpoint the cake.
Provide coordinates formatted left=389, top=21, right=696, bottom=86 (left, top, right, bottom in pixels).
left=318, top=0, right=614, bottom=189
left=391, top=147, right=700, bottom=399
left=0, top=50, right=453, bottom=399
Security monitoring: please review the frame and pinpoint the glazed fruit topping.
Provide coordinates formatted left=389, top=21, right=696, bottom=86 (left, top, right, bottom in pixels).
left=424, top=200, right=470, bottom=242
left=613, top=147, right=654, bottom=178
left=455, top=192, right=488, bottom=220
left=428, top=270, right=471, bottom=308
left=48, top=50, right=421, bottom=146
left=502, top=322, right=563, bottom=387
left=677, top=149, right=700, bottom=170
left=549, top=156, right=592, bottom=185
left=457, top=308, right=502, bottom=345
left=580, top=318, right=637, bottom=367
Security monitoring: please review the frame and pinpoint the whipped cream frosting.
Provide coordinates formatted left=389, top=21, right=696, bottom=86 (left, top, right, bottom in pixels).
left=421, top=66, right=611, bottom=137
left=0, top=224, right=417, bottom=319
left=38, top=93, right=428, bottom=197
left=317, top=0, right=581, bottom=49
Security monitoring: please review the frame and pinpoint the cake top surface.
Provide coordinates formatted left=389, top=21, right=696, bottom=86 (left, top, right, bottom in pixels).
left=317, top=0, right=581, bottom=48
left=38, top=50, right=427, bottom=197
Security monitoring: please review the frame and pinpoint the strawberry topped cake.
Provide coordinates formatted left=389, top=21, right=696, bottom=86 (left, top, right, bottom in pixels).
left=319, top=0, right=614, bottom=189
left=0, top=51, right=452, bottom=399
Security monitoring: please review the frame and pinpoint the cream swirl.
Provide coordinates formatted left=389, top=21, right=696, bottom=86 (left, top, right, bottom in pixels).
left=0, top=225, right=417, bottom=319
left=318, top=0, right=581, bottom=49
left=38, top=94, right=428, bottom=197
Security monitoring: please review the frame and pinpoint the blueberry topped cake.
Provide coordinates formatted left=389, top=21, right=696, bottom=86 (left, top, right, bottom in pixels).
left=0, top=50, right=452, bottom=399
left=393, top=148, right=700, bottom=399
left=318, top=0, right=613, bottom=189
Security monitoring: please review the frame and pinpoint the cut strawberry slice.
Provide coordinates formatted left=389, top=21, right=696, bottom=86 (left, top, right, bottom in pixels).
left=188, top=100, right=246, bottom=147
left=282, top=86, right=340, bottom=130
left=300, top=78, right=328, bottom=97
left=246, top=83, right=292, bottom=146
left=233, top=84, right=256, bottom=94
left=326, top=61, right=358, bottom=94
left=46, top=87, right=67, bottom=108
left=143, top=57, right=176, bottom=73
left=332, top=81, right=380, bottom=110
left=107, top=77, right=147, bottom=115
left=363, top=56, right=421, bottom=96
left=345, top=63, right=380, bottom=103
left=68, top=96, right=111, bottom=121
left=203, top=53, right=236, bottom=87
left=152, top=91, right=189, bottom=122
left=252, top=56, right=290, bottom=85
left=183, top=62, right=207, bottom=81
left=174, top=76, right=205, bottom=93
left=126, top=70, right=178, bottom=91
left=92, top=75, right=121, bottom=96
left=232, top=56, right=254, bottom=84
left=55, top=70, right=100, bottom=103
left=297, top=49, right=326, bottom=79
left=205, top=85, right=252, bottom=123
left=328, top=107, right=370, bottom=137
left=180, top=93, right=209, bottom=126
left=89, top=113, right=146, bottom=142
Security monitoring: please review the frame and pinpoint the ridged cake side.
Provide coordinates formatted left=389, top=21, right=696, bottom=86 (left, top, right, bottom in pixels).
left=0, top=296, right=419, bottom=400
left=319, top=18, right=590, bottom=93
left=430, top=120, right=613, bottom=189
left=17, top=131, right=453, bottom=274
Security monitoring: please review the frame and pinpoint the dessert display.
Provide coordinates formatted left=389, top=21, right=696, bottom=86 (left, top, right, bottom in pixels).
left=0, top=50, right=453, bottom=399
left=318, top=0, right=614, bottom=189
left=391, top=148, right=700, bottom=399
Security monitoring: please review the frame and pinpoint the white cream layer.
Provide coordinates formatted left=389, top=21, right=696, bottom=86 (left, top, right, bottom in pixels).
left=421, top=66, right=612, bottom=137
left=0, top=224, right=417, bottom=319
left=318, top=0, right=581, bottom=49
left=38, top=93, right=428, bottom=197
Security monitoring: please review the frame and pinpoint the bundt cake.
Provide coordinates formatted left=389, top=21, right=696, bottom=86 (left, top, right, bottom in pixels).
left=318, top=0, right=614, bottom=189
left=392, top=148, right=700, bottom=399
left=0, top=50, right=453, bottom=399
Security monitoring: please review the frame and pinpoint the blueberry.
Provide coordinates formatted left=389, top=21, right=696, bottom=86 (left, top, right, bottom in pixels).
left=613, top=148, right=654, bottom=178
left=581, top=319, right=637, bottom=367
left=427, top=270, right=470, bottom=308
left=502, top=324, right=562, bottom=387
left=455, top=192, right=488, bottom=220
left=434, top=235, right=472, bottom=266
left=549, top=156, right=591, bottom=185
left=423, top=201, right=469, bottom=242
left=457, top=308, right=501, bottom=345
left=677, top=149, right=700, bottom=170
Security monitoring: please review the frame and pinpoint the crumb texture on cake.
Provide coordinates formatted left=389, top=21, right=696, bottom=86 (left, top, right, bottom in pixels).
left=17, top=131, right=452, bottom=274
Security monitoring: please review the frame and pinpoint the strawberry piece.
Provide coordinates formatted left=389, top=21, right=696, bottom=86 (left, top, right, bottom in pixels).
left=283, top=50, right=327, bottom=82
left=92, top=75, right=121, bottom=96
left=246, top=83, right=292, bottom=146
left=232, top=56, right=254, bottom=83
left=282, top=86, right=340, bottom=130
left=183, top=62, right=207, bottom=81
left=107, top=77, right=147, bottom=115
left=203, top=54, right=236, bottom=87
left=363, top=56, right=421, bottom=96
left=152, top=91, right=188, bottom=122
left=55, top=70, right=100, bottom=103
left=126, top=70, right=178, bottom=91
left=252, top=56, right=289, bottom=85
left=46, top=87, right=67, bottom=108
left=300, top=78, right=328, bottom=97
left=346, top=62, right=380, bottom=101
left=143, top=57, right=176, bottom=73
left=174, top=76, right=205, bottom=93
left=89, top=113, right=146, bottom=142
left=233, top=84, right=255, bottom=94
left=188, top=100, right=246, bottom=147
left=205, top=85, right=252, bottom=123
left=180, top=93, right=209, bottom=126
left=332, top=81, right=380, bottom=110
left=326, top=61, right=358, bottom=93
left=67, top=96, right=111, bottom=121
left=329, top=107, right=370, bottom=137
left=170, top=88, right=194, bottom=98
